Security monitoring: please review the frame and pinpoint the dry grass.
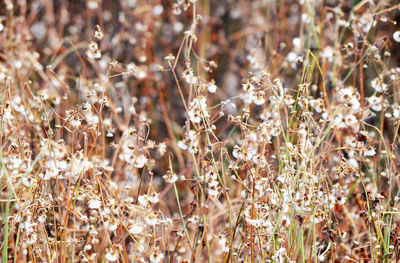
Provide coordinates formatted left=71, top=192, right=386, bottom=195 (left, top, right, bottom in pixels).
left=1, top=0, right=400, bottom=262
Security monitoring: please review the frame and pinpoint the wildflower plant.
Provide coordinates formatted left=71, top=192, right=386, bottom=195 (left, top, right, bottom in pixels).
left=1, top=0, right=400, bottom=262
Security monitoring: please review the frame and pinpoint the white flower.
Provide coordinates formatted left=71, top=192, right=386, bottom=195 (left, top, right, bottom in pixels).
left=241, top=92, right=253, bottom=105
left=164, top=54, right=175, bottom=61
left=344, top=114, right=358, bottom=127
left=208, top=188, right=219, bottom=198
left=145, top=214, right=158, bottom=226
left=129, top=224, right=143, bottom=235
left=41, top=160, right=67, bottom=180
left=88, top=199, right=101, bottom=209
left=338, top=19, right=350, bottom=27
left=207, top=82, right=217, bottom=93
left=188, top=96, right=209, bottom=123
left=138, top=195, right=149, bottom=207
left=217, top=235, right=229, bottom=253
left=272, top=247, right=287, bottom=263
left=148, top=193, right=159, bottom=204
left=371, top=77, right=387, bottom=93
left=87, top=1, right=99, bottom=10
left=310, top=98, right=324, bottom=113
left=163, top=172, right=178, bottom=183
left=94, top=25, right=103, bottom=40
left=361, top=18, right=376, bottom=33
left=31, top=22, right=46, bottom=39
left=104, top=221, right=118, bottom=231
left=393, top=31, right=400, bottom=43
left=393, top=105, right=400, bottom=119
left=177, top=140, right=187, bottom=150
left=38, top=214, right=47, bottom=223
left=149, top=251, right=164, bottom=263
left=320, top=46, right=334, bottom=62
left=242, top=82, right=254, bottom=92
left=126, top=63, right=136, bottom=74
left=347, top=158, right=358, bottom=169
left=287, top=51, right=297, bottom=63
left=22, top=177, right=32, bottom=187
left=284, top=94, right=295, bottom=106
left=178, top=130, right=199, bottom=154
left=86, top=42, right=101, bottom=59
left=333, top=113, right=346, bottom=129
left=362, top=146, right=376, bottom=157
left=183, top=69, right=198, bottom=85
left=157, top=142, right=167, bottom=155
left=84, top=244, right=92, bottom=251
left=337, top=87, right=361, bottom=111
left=338, top=87, right=354, bottom=98
left=252, top=90, right=265, bottom=105
left=132, top=154, right=148, bottom=168
left=26, top=233, right=38, bottom=244
left=217, top=235, right=226, bottom=247
left=232, top=145, right=242, bottom=159
left=135, top=67, right=147, bottom=79
left=70, top=117, right=81, bottom=127
left=366, top=95, right=383, bottom=111
left=85, top=112, right=99, bottom=125
left=105, top=250, right=118, bottom=262
left=292, top=37, right=301, bottom=50
left=152, top=5, right=164, bottom=16
left=246, top=218, right=262, bottom=227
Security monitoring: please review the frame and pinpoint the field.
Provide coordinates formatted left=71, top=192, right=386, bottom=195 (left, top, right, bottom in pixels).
left=1, top=0, right=400, bottom=262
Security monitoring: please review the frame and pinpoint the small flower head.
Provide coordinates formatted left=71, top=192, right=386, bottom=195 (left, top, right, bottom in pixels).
left=188, top=96, right=209, bottom=123
left=86, top=41, right=101, bottom=59
left=393, top=31, right=400, bottom=42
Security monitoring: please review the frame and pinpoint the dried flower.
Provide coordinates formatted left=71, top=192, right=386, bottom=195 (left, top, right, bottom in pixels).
left=86, top=41, right=101, bottom=59
left=188, top=96, right=209, bottom=123
left=207, top=81, right=217, bottom=93
left=94, top=25, right=103, bottom=40
left=371, top=77, right=387, bottom=93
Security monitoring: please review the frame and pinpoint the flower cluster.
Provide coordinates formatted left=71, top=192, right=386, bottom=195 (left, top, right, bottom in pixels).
left=1, top=0, right=400, bottom=262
